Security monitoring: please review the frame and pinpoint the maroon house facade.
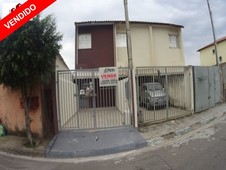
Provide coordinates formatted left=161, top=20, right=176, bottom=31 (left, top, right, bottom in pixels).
left=75, top=23, right=115, bottom=69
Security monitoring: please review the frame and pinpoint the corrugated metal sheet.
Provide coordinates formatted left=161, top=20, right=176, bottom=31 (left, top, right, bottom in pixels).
left=57, top=68, right=128, bottom=79
left=135, top=66, right=186, bottom=76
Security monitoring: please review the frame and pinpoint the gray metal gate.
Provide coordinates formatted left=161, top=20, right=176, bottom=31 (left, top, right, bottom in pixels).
left=221, top=64, right=226, bottom=101
left=193, top=66, right=221, bottom=112
left=57, top=68, right=131, bottom=130
left=136, top=66, right=192, bottom=125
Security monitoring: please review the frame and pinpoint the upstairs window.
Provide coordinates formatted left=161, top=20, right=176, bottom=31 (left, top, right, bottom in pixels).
left=78, top=34, right=91, bottom=49
left=116, top=33, right=127, bottom=47
left=169, top=34, right=179, bottom=48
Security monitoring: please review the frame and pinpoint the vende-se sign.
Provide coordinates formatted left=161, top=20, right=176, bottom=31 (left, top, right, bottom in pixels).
left=99, top=67, right=118, bottom=87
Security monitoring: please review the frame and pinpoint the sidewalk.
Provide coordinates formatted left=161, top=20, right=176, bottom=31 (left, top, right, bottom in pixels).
left=0, top=103, right=226, bottom=158
left=0, top=135, right=50, bottom=157
left=45, top=127, right=146, bottom=158
left=139, top=103, right=226, bottom=146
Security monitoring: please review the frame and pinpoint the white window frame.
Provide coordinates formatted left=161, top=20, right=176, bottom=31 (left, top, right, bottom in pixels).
left=169, top=34, right=179, bottom=48
left=78, top=34, right=92, bottom=49
left=116, top=33, right=127, bottom=47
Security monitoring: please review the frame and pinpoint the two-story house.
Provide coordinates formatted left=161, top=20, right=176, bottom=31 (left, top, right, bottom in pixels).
left=74, top=21, right=185, bottom=69
left=198, top=36, right=226, bottom=66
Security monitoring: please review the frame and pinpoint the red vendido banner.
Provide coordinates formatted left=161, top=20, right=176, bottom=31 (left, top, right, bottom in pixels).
left=0, top=0, right=56, bottom=41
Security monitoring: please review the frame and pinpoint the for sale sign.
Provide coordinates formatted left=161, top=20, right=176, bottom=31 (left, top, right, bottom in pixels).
left=99, top=67, right=118, bottom=87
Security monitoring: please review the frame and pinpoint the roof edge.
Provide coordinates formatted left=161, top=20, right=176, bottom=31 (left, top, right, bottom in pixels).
left=74, top=20, right=184, bottom=28
left=197, top=36, right=226, bottom=52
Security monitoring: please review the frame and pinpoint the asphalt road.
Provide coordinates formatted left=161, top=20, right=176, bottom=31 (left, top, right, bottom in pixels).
left=1, top=115, right=226, bottom=170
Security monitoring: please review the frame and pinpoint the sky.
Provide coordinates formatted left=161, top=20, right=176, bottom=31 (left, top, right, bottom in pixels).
left=1, top=0, right=226, bottom=69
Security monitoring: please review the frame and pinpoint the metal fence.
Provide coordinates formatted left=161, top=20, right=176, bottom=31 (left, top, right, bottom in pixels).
left=136, top=66, right=192, bottom=125
left=57, top=66, right=193, bottom=130
left=57, top=68, right=131, bottom=130
left=193, top=66, right=221, bottom=112
left=221, top=64, right=226, bottom=102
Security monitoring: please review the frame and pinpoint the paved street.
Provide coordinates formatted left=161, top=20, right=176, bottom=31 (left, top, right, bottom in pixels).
left=1, top=113, right=226, bottom=170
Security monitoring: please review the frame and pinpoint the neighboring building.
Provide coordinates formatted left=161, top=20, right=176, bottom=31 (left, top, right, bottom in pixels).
left=0, top=54, right=68, bottom=137
left=42, top=53, right=69, bottom=136
left=56, top=53, right=70, bottom=71
left=198, top=36, right=226, bottom=66
left=0, top=84, right=43, bottom=136
left=74, top=21, right=185, bottom=69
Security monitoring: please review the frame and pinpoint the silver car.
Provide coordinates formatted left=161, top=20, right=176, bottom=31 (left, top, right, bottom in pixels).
left=139, top=82, right=167, bottom=110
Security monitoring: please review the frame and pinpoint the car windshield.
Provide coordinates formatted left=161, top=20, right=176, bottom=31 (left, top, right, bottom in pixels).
left=146, top=83, right=162, bottom=91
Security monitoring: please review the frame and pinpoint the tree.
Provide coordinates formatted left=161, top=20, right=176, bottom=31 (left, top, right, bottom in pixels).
left=0, top=15, right=62, bottom=146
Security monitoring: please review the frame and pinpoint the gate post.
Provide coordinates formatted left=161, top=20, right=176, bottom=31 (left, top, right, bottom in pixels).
left=165, top=67, right=169, bottom=119
left=132, top=68, right=138, bottom=127
left=92, top=70, right=97, bottom=129
left=56, top=70, right=61, bottom=131
left=189, top=66, right=195, bottom=114
left=219, top=66, right=224, bottom=103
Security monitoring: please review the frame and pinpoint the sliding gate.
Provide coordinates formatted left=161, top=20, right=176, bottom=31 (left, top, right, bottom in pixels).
left=57, top=68, right=131, bottom=130
left=136, top=66, right=192, bottom=125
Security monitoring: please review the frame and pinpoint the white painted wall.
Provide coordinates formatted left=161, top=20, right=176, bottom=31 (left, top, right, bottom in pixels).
left=115, top=78, right=130, bottom=125
left=56, top=54, right=69, bottom=71
left=152, top=26, right=185, bottom=66
left=55, top=55, right=78, bottom=129
left=58, top=75, right=78, bottom=128
left=115, top=23, right=185, bottom=68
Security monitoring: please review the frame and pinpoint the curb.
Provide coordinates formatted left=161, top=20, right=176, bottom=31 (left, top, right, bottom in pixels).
left=0, top=147, right=46, bottom=158
left=45, top=127, right=148, bottom=158
left=0, top=112, right=223, bottom=159
left=45, top=135, right=58, bottom=157
left=146, top=114, right=218, bottom=147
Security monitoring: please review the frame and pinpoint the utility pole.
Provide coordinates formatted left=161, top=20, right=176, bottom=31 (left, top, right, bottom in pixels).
left=207, top=0, right=219, bottom=65
left=207, top=0, right=223, bottom=103
left=123, top=0, right=135, bottom=127
left=124, top=0, right=133, bottom=70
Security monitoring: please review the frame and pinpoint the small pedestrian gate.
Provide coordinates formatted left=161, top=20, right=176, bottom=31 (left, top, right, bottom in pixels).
left=57, top=68, right=131, bottom=130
